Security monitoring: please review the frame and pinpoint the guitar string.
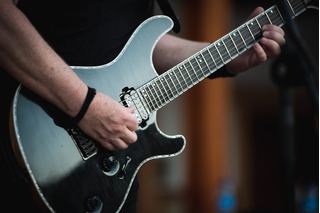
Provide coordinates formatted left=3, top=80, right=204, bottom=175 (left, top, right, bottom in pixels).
left=145, top=7, right=283, bottom=108
left=139, top=15, right=277, bottom=110
left=123, top=0, right=305, bottom=115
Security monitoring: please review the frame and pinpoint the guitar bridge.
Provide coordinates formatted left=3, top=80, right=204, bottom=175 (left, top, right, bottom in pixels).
left=68, top=128, right=98, bottom=160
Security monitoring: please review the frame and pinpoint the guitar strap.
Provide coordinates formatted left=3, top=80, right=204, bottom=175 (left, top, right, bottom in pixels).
left=156, top=0, right=181, bottom=33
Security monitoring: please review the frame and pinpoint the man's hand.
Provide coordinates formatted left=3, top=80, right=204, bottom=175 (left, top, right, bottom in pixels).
left=226, top=7, right=286, bottom=74
left=77, top=91, right=139, bottom=151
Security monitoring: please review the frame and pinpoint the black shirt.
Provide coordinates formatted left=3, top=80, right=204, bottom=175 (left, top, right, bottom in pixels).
left=1, top=1, right=155, bottom=212
left=18, top=0, right=154, bottom=66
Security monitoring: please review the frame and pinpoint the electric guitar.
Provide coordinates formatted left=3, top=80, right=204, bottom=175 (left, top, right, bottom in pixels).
left=10, top=0, right=314, bottom=212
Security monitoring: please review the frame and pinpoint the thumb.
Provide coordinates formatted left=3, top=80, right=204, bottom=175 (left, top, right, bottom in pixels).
left=246, top=7, right=264, bottom=21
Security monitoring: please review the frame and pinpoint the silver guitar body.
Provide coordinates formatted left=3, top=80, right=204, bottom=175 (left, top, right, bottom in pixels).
left=10, top=16, right=185, bottom=213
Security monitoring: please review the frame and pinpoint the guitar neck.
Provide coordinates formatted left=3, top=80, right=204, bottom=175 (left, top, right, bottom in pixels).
left=137, top=0, right=307, bottom=113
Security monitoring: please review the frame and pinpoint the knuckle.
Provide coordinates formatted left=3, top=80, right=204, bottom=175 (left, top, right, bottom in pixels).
left=112, top=124, right=124, bottom=133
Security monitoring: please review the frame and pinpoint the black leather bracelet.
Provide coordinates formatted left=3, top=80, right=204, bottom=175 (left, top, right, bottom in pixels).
left=72, top=86, right=96, bottom=123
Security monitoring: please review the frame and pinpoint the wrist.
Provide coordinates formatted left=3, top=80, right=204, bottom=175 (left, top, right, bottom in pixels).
left=71, top=86, right=96, bottom=123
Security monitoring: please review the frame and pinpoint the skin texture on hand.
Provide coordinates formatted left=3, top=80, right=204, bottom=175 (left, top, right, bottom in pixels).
left=77, top=91, right=138, bottom=151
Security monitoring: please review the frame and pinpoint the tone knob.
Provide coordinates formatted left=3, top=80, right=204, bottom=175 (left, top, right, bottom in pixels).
left=86, top=195, right=103, bottom=212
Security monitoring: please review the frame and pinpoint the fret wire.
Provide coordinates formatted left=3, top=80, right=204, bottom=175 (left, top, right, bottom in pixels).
left=194, top=55, right=206, bottom=77
left=268, top=7, right=284, bottom=26
left=150, top=82, right=161, bottom=108
left=194, top=56, right=207, bottom=78
left=275, top=5, right=285, bottom=24
left=137, top=0, right=308, bottom=113
left=237, top=29, right=248, bottom=49
left=140, top=86, right=154, bottom=111
left=219, top=40, right=231, bottom=62
left=178, top=66, right=192, bottom=87
left=246, top=23, right=256, bottom=41
left=252, top=21, right=262, bottom=40
left=161, top=74, right=175, bottom=99
left=145, top=85, right=158, bottom=110
left=249, top=19, right=263, bottom=40
left=163, top=73, right=179, bottom=97
left=223, top=36, right=238, bottom=58
left=158, top=77, right=170, bottom=102
left=145, top=85, right=157, bottom=111
left=264, top=11, right=273, bottom=24
left=257, top=12, right=270, bottom=27
left=240, top=28, right=255, bottom=45
left=197, top=54, right=210, bottom=76
left=172, top=70, right=186, bottom=92
left=171, top=70, right=183, bottom=93
left=231, top=31, right=246, bottom=54
left=153, top=80, right=166, bottom=105
left=189, top=58, right=204, bottom=79
left=221, top=39, right=232, bottom=59
left=201, top=51, right=214, bottom=73
left=214, top=43, right=225, bottom=64
left=163, top=76, right=174, bottom=99
left=255, top=17, right=262, bottom=29
left=287, top=0, right=296, bottom=16
left=206, top=46, right=218, bottom=69
left=294, top=0, right=307, bottom=15
left=167, top=71, right=181, bottom=95
left=184, top=63, right=197, bottom=84
left=229, top=34, right=239, bottom=54
left=209, top=44, right=221, bottom=64
left=136, top=89, right=149, bottom=113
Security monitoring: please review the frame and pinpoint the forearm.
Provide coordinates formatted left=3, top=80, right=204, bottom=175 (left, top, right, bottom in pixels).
left=0, top=0, right=87, bottom=117
left=153, top=34, right=210, bottom=74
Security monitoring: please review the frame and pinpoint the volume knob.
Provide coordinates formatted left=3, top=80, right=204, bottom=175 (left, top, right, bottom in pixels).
left=101, top=156, right=120, bottom=176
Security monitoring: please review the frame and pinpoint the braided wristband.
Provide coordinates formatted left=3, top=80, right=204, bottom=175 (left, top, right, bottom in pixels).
left=72, top=86, right=96, bottom=123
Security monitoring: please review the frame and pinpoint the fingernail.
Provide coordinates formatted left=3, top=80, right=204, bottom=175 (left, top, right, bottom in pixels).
left=263, top=31, right=269, bottom=37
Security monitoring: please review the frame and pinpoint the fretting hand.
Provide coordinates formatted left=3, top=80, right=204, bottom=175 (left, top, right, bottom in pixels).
left=226, top=7, right=286, bottom=74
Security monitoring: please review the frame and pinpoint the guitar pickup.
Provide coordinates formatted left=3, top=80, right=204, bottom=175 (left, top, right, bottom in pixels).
left=68, top=128, right=98, bottom=160
left=120, top=87, right=149, bottom=127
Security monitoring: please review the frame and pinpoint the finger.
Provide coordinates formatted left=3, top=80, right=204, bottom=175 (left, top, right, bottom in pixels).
left=121, top=129, right=138, bottom=144
left=260, top=37, right=281, bottom=57
left=262, top=25, right=285, bottom=37
left=251, top=43, right=267, bottom=65
left=102, top=141, right=118, bottom=151
left=262, top=30, right=286, bottom=46
left=125, top=107, right=139, bottom=131
left=111, top=138, right=129, bottom=150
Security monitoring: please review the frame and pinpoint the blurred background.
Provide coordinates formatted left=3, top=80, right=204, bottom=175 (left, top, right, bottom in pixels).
left=136, top=0, right=319, bottom=212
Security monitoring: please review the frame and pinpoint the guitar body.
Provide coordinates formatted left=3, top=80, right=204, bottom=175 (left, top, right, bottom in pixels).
left=10, top=0, right=310, bottom=211
left=10, top=16, right=185, bottom=213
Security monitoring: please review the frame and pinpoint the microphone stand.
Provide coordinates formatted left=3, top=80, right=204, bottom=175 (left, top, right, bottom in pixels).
left=272, top=1, right=318, bottom=212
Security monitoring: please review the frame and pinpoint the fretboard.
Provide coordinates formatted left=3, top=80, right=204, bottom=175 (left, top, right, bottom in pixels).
left=137, top=0, right=307, bottom=113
